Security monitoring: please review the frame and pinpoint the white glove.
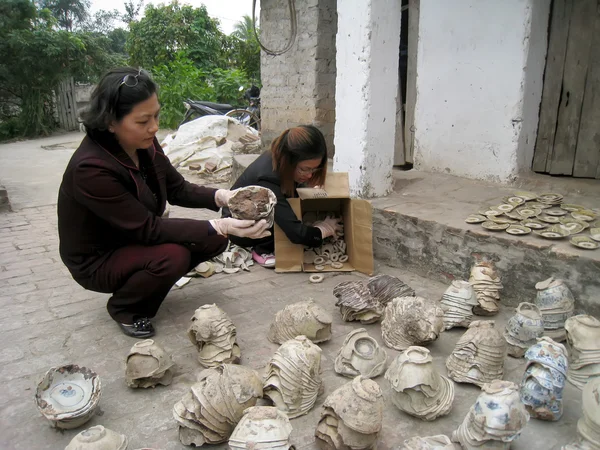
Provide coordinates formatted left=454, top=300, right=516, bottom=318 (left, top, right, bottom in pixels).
left=214, top=189, right=236, bottom=208
left=313, top=216, right=342, bottom=239
left=209, top=218, right=271, bottom=239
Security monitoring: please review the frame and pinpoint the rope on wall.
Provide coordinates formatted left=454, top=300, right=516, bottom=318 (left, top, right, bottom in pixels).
left=252, top=0, right=297, bottom=56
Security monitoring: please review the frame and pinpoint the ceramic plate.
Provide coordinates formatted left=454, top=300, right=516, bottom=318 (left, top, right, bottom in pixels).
left=506, top=225, right=532, bottom=235
left=558, top=218, right=589, bottom=234
left=487, top=215, right=518, bottom=224
left=537, top=193, right=564, bottom=203
left=513, top=191, right=538, bottom=201
left=515, top=206, right=542, bottom=218
left=478, top=207, right=503, bottom=216
left=533, top=226, right=570, bottom=239
left=544, top=207, right=568, bottom=217
left=561, top=204, right=585, bottom=212
left=538, top=214, right=561, bottom=224
left=465, top=214, right=487, bottom=224
left=571, top=210, right=597, bottom=222
left=521, top=219, right=547, bottom=230
left=570, top=236, right=600, bottom=250
left=526, top=201, right=552, bottom=210
left=590, top=228, right=600, bottom=242
left=495, top=203, right=515, bottom=212
left=481, top=221, right=510, bottom=231
left=506, top=211, right=525, bottom=220
left=503, top=196, right=526, bottom=205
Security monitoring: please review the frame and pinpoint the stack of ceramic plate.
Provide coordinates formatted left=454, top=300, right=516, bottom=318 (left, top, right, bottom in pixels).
left=333, top=281, right=383, bottom=324
left=469, top=262, right=503, bottom=316
left=535, top=277, right=574, bottom=342
left=537, top=193, right=564, bottom=206
left=399, top=435, right=455, bottom=450
left=440, top=280, right=479, bottom=330
left=562, top=378, right=600, bottom=449
left=65, top=426, right=127, bottom=450
left=504, top=303, right=545, bottom=358
left=229, top=406, right=293, bottom=450
left=126, top=339, right=174, bottom=388
left=565, top=315, right=600, bottom=390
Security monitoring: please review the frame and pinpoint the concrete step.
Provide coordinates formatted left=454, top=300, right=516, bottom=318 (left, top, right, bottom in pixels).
left=371, top=170, right=600, bottom=315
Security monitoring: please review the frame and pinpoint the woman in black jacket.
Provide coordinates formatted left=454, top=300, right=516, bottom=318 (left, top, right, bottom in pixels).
left=224, top=125, right=342, bottom=268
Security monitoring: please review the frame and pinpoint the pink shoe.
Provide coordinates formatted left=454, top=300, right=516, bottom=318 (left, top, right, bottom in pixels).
left=252, top=250, right=276, bottom=268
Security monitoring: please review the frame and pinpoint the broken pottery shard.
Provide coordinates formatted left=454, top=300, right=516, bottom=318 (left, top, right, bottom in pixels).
left=440, top=280, right=478, bottom=330
left=381, top=296, right=444, bottom=351
left=229, top=406, right=293, bottom=450
left=334, top=328, right=388, bottom=379
left=315, top=376, right=383, bottom=450
left=267, top=300, right=332, bottom=344
left=399, top=435, right=454, bottom=450
left=504, top=302, right=544, bottom=358
left=188, top=304, right=241, bottom=368
left=65, top=425, right=128, bottom=450
left=535, top=277, right=575, bottom=342
left=452, top=380, right=529, bottom=449
left=228, top=186, right=277, bottom=227
left=173, top=364, right=263, bottom=446
left=333, top=281, right=383, bottom=324
left=264, top=336, right=323, bottom=419
left=385, top=346, right=454, bottom=421
left=565, top=315, right=600, bottom=390
left=446, top=320, right=507, bottom=387
left=468, top=261, right=503, bottom=316
left=366, top=274, right=415, bottom=306
left=126, top=339, right=174, bottom=388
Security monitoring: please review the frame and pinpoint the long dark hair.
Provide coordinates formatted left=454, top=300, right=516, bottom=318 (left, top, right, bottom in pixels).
left=81, top=67, right=157, bottom=140
left=271, top=125, right=328, bottom=197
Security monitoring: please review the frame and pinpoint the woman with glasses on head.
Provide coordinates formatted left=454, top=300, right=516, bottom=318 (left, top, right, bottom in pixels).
left=57, top=67, right=270, bottom=338
left=223, top=125, right=342, bottom=268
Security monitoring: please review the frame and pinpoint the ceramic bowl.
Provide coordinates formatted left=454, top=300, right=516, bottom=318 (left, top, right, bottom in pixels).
left=589, top=228, right=600, bottom=242
left=561, top=204, right=585, bottom=212
left=570, top=236, right=600, bottom=250
left=229, top=406, right=293, bottom=450
left=513, top=191, right=538, bottom=201
left=538, top=214, right=562, bottom=224
left=545, top=207, right=568, bottom=217
left=65, top=425, right=128, bottom=450
left=503, top=195, right=527, bottom=205
left=506, top=225, right=531, bottom=235
left=488, top=215, right=518, bottom=224
left=481, top=221, right=509, bottom=231
left=521, top=219, right=547, bottom=230
left=533, top=226, right=570, bottom=239
left=516, top=206, right=543, bottom=217
left=228, top=185, right=277, bottom=227
left=495, top=203, right=515, bottom=212
left=478, top=207, right=503, bottom=216
left=572, top=210, right=597, bottom=222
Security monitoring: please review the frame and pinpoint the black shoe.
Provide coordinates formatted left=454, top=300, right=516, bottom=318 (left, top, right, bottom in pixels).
left=118, top=317, right=155, bottom=338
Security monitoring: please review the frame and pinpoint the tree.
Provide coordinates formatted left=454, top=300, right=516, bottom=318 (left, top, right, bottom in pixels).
left=229, top=15, right=260, bottom=81
left=122, top=0, right=144, bottom=24
left=38, top=0, right=90, bottom=31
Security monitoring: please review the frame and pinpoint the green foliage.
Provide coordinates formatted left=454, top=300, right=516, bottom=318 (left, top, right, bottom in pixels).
left=227, top=15, right=260, bottom=81
left=38, top=0, right=90, bottom=31
left=210, top=68, right=252, bottom=106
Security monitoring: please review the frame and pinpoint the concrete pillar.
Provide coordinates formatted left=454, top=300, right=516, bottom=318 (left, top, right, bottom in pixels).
left=333, top=0, right=401, bottom=198
left=412, top=0, right=550, bottom=182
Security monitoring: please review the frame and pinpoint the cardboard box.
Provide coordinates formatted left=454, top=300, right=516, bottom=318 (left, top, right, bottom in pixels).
left=274, top=172, right=374, bottom=275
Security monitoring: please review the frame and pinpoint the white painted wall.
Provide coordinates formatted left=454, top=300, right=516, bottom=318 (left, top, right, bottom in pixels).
left=412, top=0, right=549, bottom=182
left=333, top=0, right=401, bottom=198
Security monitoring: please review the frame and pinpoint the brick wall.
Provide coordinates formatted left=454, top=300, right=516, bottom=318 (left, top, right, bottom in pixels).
left=260, top=0, right=337, bottom=157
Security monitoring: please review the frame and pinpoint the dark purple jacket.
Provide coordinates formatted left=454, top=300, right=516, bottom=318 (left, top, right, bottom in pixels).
left=57, top=133, right=225, bottom=279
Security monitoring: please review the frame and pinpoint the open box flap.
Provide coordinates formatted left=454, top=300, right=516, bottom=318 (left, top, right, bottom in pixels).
left=348, top=199, right=374, bottom=275
left=296, top=172, right=350, bottom=200
left=274, top=198, right=304, bottom=272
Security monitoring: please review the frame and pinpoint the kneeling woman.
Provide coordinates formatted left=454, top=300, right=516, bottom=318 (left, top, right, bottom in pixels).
left=224, top=125, right=342, bottom=268
left=57, top=67, right=269, bottom=338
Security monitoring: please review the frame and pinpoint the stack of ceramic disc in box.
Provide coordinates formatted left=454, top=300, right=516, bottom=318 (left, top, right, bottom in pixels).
left=534, top=277, right=575, bottom=342
left=333, top=281, right=383, bottom=324
left=468, top=262, right=503, bottom=315
left=303, top=212, right=347, bottom=270
left=366, top=274, right=415, bottom=305
left=440, top=280, right=479, bottom=330
left=125, top=339, right=174, bottom=388
left=565, top=315, right=600, bottom=390
left=446, top=321, right=507, bottom=387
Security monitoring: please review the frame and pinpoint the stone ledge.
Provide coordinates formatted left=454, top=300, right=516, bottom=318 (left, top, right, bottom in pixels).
left=0, top=185, right=11, bottom=212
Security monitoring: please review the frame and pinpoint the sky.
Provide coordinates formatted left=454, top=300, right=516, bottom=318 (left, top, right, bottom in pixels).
left=90, top=0, right=260, bottom=35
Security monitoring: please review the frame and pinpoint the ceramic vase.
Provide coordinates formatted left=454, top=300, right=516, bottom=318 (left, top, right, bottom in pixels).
left=65, top=425, right=127, bottom=450
left=381, top=296, right=444, bottom=351
left=565, top=315, right=600, bottom=390
left=468, top=261, right=503, bottom=316
left=229, top=406, right=293, bottom=450
left=385, top=346, right=454, bottom=421
left=446, top=320, right=507, bottom=387
left=125, top=339, right=174, bottom=388
left=334, top=328, right=388, bottom=379
left=264, top=336, right=323, bottom=419
left=366, top=274, right=415, bottom=306
left=535, top=277, right=575, bottom=342
left=315, top=376, right=383, bottom=450
left=267, top=300, right=332, bottom=344
left=440, top=280, right=478, bottom=330
left=399, top=435, right=454, bottom=450
left=504, top=303, right=545, bottom=358
left=333, top=281, right=383, bottom=324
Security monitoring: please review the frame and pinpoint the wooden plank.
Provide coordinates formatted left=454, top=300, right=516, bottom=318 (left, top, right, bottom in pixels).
left=532, top=0, right=572, bottom=173
left=573, top=6, right=600, bottom=178
left=403, top=0, right=419, bottom=164
left=549, top=0, right=596, bottom=175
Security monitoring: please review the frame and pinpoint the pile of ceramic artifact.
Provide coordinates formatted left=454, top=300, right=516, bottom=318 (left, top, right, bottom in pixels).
left=228, top=185, right=277, bottom=227
left=65, top=425, right=127, bottom=450
left=267, top=300, right=332, bottom=344
left=452, top=380, right=529, bottom=449
left=565, top=315, right=600, bottom=390
left=210, top=244, right=254, bottom=274
left=520, top=337, right=568, bottom=421
left=173, top=364, right=263, bottom=446
left=334, top=328, right=388, bottom=379
left=125, top=339, right=174, bottom=388
left=399, top=435, right=454, bottom=450
left=381, top=296, right=444, bottom=351
left=366, top=274, right=415, bottom=305
left=315, top=376, right=383, bottom=450
left=463, top=191, right=599, bottom=250
left=188, top=304, right=241, bottom=367
left=535, top=277, right=575, bottom=342
left=264, top=336, right=323, bottom=418
left=228, top=406, right=293, bottom=450
left=468, top=261, right=503, bottom=315
left=562, top=378, right=600, bottom=450
left=303, top=212, right=348, bottom=270
left=333, top=281, right=383, bottom=323
left=504, top=302, right=545, bottom=358
left=446, top=320, right=507, bottom=387
left=440, top=280, right=478, bottom=330
left=385, top=346, right=454, bottom=421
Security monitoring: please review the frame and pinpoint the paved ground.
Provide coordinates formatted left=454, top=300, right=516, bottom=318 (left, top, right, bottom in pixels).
left=0, top=133, right=585, bottom=449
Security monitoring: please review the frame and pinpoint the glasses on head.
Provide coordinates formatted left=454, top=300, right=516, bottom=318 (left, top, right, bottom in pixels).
left=296, top=166, right=321, bottom=175
left=119, top=69, right=142, bottom=88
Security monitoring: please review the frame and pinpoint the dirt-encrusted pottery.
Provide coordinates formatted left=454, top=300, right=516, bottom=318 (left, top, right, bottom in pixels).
left=538, top=193, right=563, bottom=205
left=545, top=207, right=568, bottom=217
left=334, top=328, right=388, bottom=379
left=452, top=380, right=529, bottom=449
left=366, top=274, right=415, bottom=306
left=228, top=186, right=277, bottom=227
left=468, top=261, right=503, bottom=316
left=385, top=346, right=454, bottom=421
left=267, top=300, right=332, bottom=344
left=481, top=221, right=509, bottom=231
left=264, top=336, right=323, bottom=418
left=534, top=226, right=571, bottom=239
left=126, top=339, right=174, bottom=388
left=229, top=406, right=293, bottom=450
left=333, top=281, right=383, bottom=324
left=538, top=215, right=562, bottom=224
left=446, top=321, right=507, bottom=387
left=495, top=203, right=515, bottom=212
left=506, top=225, right=532, bottom=235
left=565, top=315, right=600, bottom=390
left=570, top=236, right=600, bottom=250
left=173, top=364, right=263, bottom=446
left=562, top=378, right=600, bottom=449
left=572, top=210, right=597, bottom=222
left=521, top=219, right=547, bottom=230
left=188, top=304, right=241, bottom=367
left=65, top=425, right=127, bottom=450
left=558, top=220, right=588, bottom=235
left=440, top=280, right=478, bottom=330
left=504, top=195, right=527, bottom=204
left=315, top=376, right=383, bottom=450
left=381, top=296, right=444, bottom=351
left=535, top=277, right=575, bottom=342
left=35, top=365, right=101, bottom=430
left=516, top=205, right=543, bottom=217
left=520, top=337, right=568, bottom=421
left=465, top=214, right=487, bottom=224
left=399, top=435, right=454, bottom=450
left=504, top=303, right=544, bottom=358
